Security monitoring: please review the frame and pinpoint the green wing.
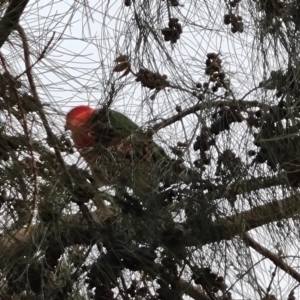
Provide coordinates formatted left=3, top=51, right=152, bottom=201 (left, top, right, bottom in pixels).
left=108, top=109, right=169, bottom=162
left=108, top=110, right=145, bottom=138
left=89, top=109, right=184, bottom=195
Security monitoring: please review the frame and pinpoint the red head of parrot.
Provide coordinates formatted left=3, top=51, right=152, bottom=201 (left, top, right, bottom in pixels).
left=66, top=105, right=96, bottom=148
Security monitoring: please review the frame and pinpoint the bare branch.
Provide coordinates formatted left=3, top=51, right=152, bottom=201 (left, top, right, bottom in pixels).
left=243, top=233, right=300, bottom=283
left=149, top=99, right=268, bottom=134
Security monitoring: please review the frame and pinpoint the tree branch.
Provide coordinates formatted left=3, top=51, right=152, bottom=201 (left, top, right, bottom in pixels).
left=149, top=99, right=269, bottom=133
left=243, top=232, right=300, bottom=283
left=2, top=191, right=300, bottom=261
left=197, top=193, right=300, bottom=245
left=220, top=176, right=284, bottom=199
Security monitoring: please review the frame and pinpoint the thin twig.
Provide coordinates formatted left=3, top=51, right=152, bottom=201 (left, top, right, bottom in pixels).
left=265, top=266, right=277, bottom=297
left=15, top=31, right=55, bottom=80
left=15, top=24, right=71, bottom=234
left=0, top=51, right=9, bottom=73
left=16, top=24, right=70, bottom=176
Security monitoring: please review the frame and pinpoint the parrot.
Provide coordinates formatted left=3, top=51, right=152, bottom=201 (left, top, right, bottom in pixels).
left=65, top=105, right=186, bottom=196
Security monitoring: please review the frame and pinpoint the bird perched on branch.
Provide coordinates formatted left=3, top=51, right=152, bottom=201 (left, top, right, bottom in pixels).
left=66, top=105, right=186, bottom=196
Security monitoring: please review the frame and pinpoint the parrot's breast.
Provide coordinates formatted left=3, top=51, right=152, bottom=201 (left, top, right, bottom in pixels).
left=70, top=125, right=95, bottom=148
left=80, top=137, right=164, bottom=194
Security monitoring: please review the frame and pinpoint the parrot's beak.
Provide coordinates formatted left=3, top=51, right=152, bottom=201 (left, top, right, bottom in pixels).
left=65, top=123, right=70, bottom=131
